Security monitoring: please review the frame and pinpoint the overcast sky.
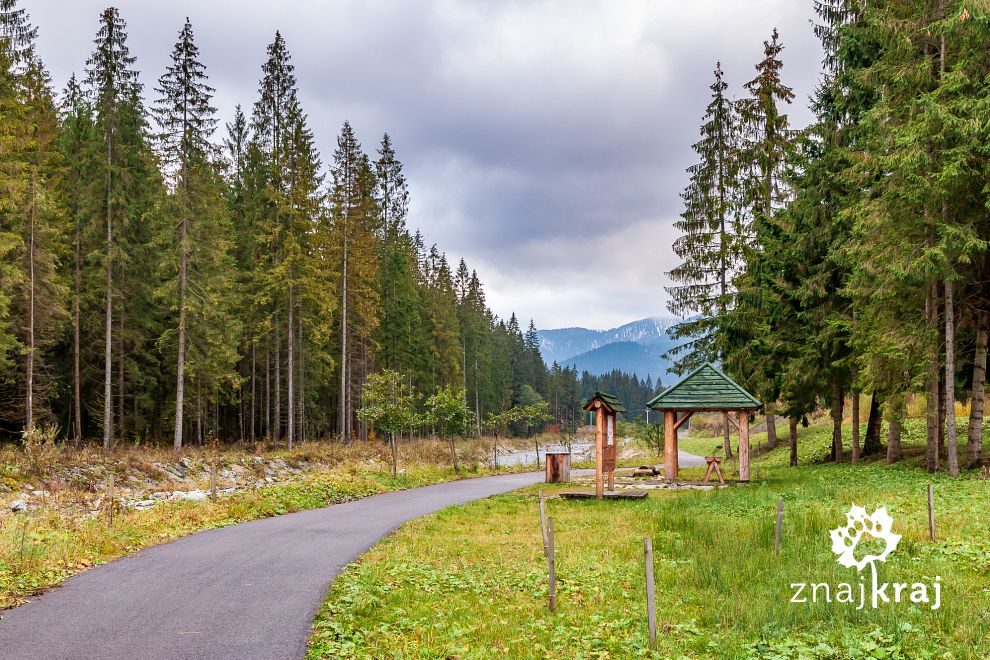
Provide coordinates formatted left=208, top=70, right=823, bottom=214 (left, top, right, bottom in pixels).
left=26, top=0, right=823, bottom=331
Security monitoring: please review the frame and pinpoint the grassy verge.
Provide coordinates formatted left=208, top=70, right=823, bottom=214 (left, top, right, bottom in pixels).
left=0, top=438, right=526, bottom=609
left=308, top=424, right=990, bottom=658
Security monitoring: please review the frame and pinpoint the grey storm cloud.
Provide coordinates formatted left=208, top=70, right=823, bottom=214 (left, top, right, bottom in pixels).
left=25, top=0, right=823, bottom=330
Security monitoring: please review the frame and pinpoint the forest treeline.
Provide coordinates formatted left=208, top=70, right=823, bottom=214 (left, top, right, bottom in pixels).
left=0, top=3, right=638, bottom=448
left=667, top=0, right=990, bottom=474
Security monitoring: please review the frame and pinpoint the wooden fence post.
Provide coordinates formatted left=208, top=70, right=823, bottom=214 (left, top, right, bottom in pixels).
left=210, top=462, right=218, bottom=501
left=927, top=484, right=936, bottom=541
left=774, top=498, right=784, bottom=556
left=547, top=517, right=556, bottom=613
left=538, top=491, right=549, bottom=557
left=644, top=537, right=657, bottom=648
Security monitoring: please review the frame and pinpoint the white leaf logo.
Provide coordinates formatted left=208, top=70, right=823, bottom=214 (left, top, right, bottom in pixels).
left=829, top=505, right=901, bottom=572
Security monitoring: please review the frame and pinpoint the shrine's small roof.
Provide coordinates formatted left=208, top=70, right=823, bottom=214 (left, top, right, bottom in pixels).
left=582, top=391, right=626, bottom=413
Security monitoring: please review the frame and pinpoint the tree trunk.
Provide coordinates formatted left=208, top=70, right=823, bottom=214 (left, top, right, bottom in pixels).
left=103, top=137, right=113, bottom=452
left=173, top=214, right=188, bottom=451
left=250, top=340, right=256, bottom=443
left=274, top=311, right=281, bottom=442
left=238, top=384, right=244, bottom=445
left=73, top=207, right=83, bottom=446
left=359, top=340, right=367, bottom=442
left=851, top=384, right=860, bottom=464
left=938, top=372, right=946, bottom=454
left=765, top=402, right=778, bottom=449
left=944, top=278, right=959, bottom=476
left=340, top=208, right=348, bottom=442
left=390, top=433, right=398, bottom=479
left=967, top=310, right=987, bottom=468
left=830, top=378, right=843, bottom=462
left=864, top=393, right=883, bottom=456
left=721, top=412, right=733, bottom=458
left=287, top=282, right=294, bottom=450
left=886, top=393, right=904, bottom=464
left=25, top=174, right=35, bottom=432
left=298, top=310, right=305, bottom=443
left=117, top=313, right=124, bottom=446
left=264, top=344, right=270, bottom=440
left=926, top=282, right=940, bottom=472
left=788, top=416, right=798, bottom=467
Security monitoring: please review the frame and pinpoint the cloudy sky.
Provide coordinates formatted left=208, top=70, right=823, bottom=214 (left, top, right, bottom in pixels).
left=26, top=0, right=824, bottom=331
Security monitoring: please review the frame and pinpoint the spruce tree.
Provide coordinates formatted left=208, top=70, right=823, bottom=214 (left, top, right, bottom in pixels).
left=282, top=99, right=332, bottom=445
left=14, top=60, right=64, bottom=433
left=84, top=7, right=145, bottom=449
left=457, top=266, right=492, bottom=429
left=58, top=74, right=95, bottom=445
left=0, top=0, right=65, bottom=432
left=154, top=18, right=240, bottom=450
left=737, top=28, right=795, bottom=225
left=666, top=62, right=743, bottom=370
left=374, top=134, right=425, bottom=381
left=250, top=31, right=298, bottom=442
left=330, top=122, right=381, bottom=440
left=0, top=0, right=37, bottom=72
left=0, top=15, right=25, bottom=379
left=423, top=247, right=462, bottom=391
left=375, top=133, right=408, bottom=243
left=732, top=28, right=796, bottom=447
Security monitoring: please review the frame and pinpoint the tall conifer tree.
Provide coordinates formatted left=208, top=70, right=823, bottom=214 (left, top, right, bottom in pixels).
left=84, top=7, right=145, bottom=449
left=58, top=74, right=94, bottom=445
left=154, top=18, right=240, bottom=449
left=250, top=31, right=298, bottom=442
left=732, top=28, right=796, bottom=447
left=666, top=62, right=743, bottom=369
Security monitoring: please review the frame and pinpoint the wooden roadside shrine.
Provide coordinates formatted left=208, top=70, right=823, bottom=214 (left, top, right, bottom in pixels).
left=646, top=363, right=761, bottom=481
left=582, top=391, right=625, bottom=497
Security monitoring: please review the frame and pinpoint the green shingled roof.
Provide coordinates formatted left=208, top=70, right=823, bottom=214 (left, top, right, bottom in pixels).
left=582, top=391, right=626, bottom=413
left=646, top=363, right=760, bottom=411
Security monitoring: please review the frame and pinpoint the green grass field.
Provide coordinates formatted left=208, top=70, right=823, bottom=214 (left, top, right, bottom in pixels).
left=308, top=421, right=990, bottom=659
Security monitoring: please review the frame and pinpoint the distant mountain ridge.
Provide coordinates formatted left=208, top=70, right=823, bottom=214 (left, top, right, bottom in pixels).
left=537, top=317, right=681, bottom=385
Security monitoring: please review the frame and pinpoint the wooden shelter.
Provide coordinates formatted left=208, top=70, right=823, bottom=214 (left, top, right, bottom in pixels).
left=582, top=392, right=625, bottom=497
left=647, top=363, right=761, bottom=481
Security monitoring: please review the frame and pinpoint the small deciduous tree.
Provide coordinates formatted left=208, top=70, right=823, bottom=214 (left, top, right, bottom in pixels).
left=357, top=369, right=415, bottom=479
left=482, top=407, right=520, bottom=469
left=425, top=384, right=471, bottom=471
left=520, top=400, right=553, bottom=466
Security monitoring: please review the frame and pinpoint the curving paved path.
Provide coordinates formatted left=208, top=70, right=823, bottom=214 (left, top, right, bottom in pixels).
left=0, top=471, right=558, bottom=660
left=669, top=449, right=708, bottom=468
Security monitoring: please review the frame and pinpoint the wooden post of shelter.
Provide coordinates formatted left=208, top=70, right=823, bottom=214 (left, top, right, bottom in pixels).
left=583, top=392, right=625, bottom=498
left=646, top=363, right=761, bottom=482
left=738, top=411, right=750, bottom=481
left=663, top=410, right=677, bottom=480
